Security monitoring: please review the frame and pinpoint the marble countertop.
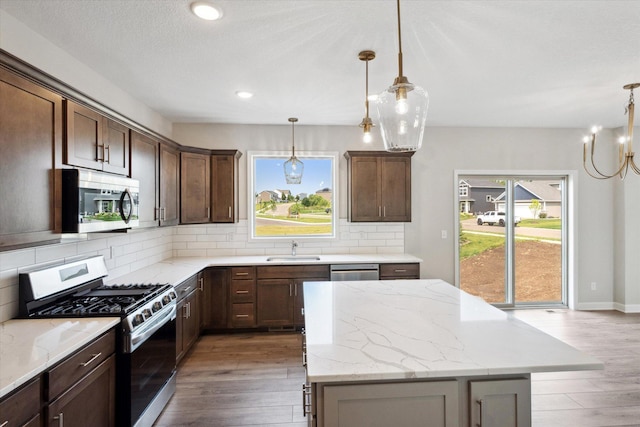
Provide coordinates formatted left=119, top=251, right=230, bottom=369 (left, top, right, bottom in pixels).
left=303, top=279, right=604, bottom=383
left=105, top=254, right=422, bottom=287
left=0, top=317, right=120, bottom=398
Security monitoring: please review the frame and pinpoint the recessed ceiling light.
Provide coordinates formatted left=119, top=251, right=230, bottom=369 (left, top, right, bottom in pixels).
left=236, top=91, right=254, bottom=99
left=190, top=2, right=223, bottom=21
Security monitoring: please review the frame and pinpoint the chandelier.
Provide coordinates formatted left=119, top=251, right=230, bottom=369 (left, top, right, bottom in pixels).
left=358, top=50, right=376, bottom=143
left=583, top=83, right=639, bottom=179
left=374, top=0, right=429, bottom=152
left=284, top=117, right=303, bottom=184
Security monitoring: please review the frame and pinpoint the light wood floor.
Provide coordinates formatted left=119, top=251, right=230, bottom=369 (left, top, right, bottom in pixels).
left=154, top=309, right=640, bottom=427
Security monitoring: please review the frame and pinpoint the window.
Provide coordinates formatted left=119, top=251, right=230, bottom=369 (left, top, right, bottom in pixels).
left=248, top=151, right=338, bottom=240
left=459, top=182, right=469, bottom=197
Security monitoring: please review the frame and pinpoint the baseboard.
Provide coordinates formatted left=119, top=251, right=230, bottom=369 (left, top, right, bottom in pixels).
left=613, top=302, right=640, bottom=313
left=575, top=302, right=615, bottom=311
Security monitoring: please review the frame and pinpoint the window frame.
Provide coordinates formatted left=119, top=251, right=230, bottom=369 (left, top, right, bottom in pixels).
left=247, top=150, right=339, bottom=242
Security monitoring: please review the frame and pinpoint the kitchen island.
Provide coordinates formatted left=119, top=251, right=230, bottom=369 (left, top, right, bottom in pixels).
left=302, top=279, right=603, bottom=427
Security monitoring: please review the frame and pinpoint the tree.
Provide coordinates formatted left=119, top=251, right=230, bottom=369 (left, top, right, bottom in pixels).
left=529, top=199, right=541, bottom=218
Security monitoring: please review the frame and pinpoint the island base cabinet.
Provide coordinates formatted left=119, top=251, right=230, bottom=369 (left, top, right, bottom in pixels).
left=319, top=381, right=459, bottom=427
left=308, top=376, right=531, bottom=427
left=469, top=378, right=531, bottom=427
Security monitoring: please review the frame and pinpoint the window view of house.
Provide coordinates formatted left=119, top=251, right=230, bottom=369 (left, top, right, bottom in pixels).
left=458, top=176, right=565, bottom=306
left=250, top=154, right=336, bottom=239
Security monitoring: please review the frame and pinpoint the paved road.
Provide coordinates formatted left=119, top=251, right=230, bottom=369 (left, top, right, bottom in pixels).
left=461, top=219, right=561, bottom=240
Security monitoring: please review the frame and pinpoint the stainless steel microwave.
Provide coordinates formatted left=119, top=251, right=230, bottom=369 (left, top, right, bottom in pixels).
left=62, top=169, right=140, bottom=233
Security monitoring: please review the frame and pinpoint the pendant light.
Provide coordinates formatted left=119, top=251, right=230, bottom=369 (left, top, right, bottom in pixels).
left=358, top=50, right=376, bottom=143
left=583, top=83, right=640, bottom=179
left=284, top=117, right=303, bottom=184
left=374, top=0, right=429, bottom=152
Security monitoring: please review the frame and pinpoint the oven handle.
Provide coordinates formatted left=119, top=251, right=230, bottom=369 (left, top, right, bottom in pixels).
left=126, top=303, right=176, bottom=353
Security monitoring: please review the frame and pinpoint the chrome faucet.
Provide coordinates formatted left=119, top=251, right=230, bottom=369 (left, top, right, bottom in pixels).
left=291, top=240, right=298, bottom=256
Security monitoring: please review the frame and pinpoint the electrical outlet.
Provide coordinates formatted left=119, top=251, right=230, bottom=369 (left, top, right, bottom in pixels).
left=441, top=230, right=447, bottom=239
left=590, top=282, right=597, bottom=291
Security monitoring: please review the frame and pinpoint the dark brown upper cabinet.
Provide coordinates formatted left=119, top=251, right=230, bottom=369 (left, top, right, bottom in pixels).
left=0, top=66, right=63, bottom=250
left=211, top=151, right=241, bottom=223
left=65, top=100, right=129, bottom=175
left=180, top=151, right=211, bottom=224
left=345, top=151, right=414, bottom=222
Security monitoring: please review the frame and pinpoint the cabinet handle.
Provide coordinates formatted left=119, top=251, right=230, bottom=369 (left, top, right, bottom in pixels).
left=476, top=399, right=483, bottom=427
left=294, top=282, right=298, bottom=296
left=182, top=286, right=192, bottom=294
left=228, top=206, right=232, bottom=218
left=79, top=352, right=102, bottom=367
left=183, top=304, right=189, bottom=319
left=378, top=206, right=381, bottom=217
left=199, top=277, right=204, bottom=291
left=206, top=207, right=210, bottom=219
left=383, top=206, right=386, bottom=217
left=1, top=420, right=9, bottom=427
left=302, top=384, right=312, bottom=417
left=394, top=269, right=407, bottom=273
left=104, top=145, right=111, bottom=163
left=235, top=290, right=249, bottom=294
left=161, top=206, right=166, bottom=221
left=53, top=412, right=64, bottom=427
left=235, top=272, right=249, bottom=276
left=289, top=283, right=292, bottom=297
left=236, top=314, right=249, bottom=318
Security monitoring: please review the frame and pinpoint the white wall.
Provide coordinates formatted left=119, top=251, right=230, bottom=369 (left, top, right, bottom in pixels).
left=174, top=123, right=629, bottom=310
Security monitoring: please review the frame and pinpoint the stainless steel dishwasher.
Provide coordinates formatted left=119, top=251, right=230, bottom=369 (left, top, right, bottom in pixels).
left=330, top=264, right=379, bottom=281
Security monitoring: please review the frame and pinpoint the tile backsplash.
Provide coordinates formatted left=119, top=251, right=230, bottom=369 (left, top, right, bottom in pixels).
left=0, top=220, right=404, bottom=322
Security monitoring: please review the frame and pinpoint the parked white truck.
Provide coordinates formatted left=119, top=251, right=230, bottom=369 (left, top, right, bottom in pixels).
left=476, top=211, right=521, bottom=226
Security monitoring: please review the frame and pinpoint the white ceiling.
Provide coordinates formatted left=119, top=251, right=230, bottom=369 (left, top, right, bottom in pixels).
left=1, top=0, right=639, bottom=129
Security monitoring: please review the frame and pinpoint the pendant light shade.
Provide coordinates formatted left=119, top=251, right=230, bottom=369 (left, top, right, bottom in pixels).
left=375, top=0, right=429, bottom=152
left=284, top=117, right=303, bottom=184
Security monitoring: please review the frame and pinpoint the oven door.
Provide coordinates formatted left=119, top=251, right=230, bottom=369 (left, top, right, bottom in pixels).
left=119, top=304, right=176, bottom=427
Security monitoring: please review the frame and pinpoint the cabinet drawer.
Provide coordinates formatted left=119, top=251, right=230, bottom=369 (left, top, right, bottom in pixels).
left=0, top=377, right=40, bottom=427
left=256, top=265, right=330, bottom=279
left=46, top=329, right=115, bottom=400
left=230, top=280, right=256, bottom=302
left=230, top=266, right=255, bottom=280
left=231, top=303, right=255, bottom=327
left=379, top=263, right=420, bottom=279
left=175, top=274, right=198, bottom=301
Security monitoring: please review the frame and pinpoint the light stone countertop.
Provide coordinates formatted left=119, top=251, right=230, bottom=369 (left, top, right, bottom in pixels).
left=0, top=317, right=120, bottom=398
left=105, top=254, right=422, bottom=287
left=303, top=279, right=604, bottom=383
left=1, top=254, right=420, bottom=399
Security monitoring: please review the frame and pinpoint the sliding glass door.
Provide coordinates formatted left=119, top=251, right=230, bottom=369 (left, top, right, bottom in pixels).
left=458, top=175, right=566, bottom=307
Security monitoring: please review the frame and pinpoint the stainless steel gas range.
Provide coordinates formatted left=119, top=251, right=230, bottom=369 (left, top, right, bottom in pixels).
left=19, top=255, right=177, bottom=427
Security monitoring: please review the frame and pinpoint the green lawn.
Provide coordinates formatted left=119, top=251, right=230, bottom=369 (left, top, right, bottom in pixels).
left=519, top=218, right=562, bottom=229
left=256, top=224, right=332, bottom=236
left=255, top=214, right=331, bottom=224
left=459, top=232, right=505, bottom=259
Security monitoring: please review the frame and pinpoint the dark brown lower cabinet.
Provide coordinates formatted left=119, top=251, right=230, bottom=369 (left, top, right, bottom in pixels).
left=176, top=274, right=200, bottom=364
left=0, top=377, right=41, bottom=427
left=46, top=355, right=116, bottom=427
left=256, top=265, right=329, bottom=328
left=200, top=268, right=229, bottom=330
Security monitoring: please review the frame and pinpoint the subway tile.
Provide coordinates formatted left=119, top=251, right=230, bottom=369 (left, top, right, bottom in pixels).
left=0, top=248, right=36, bottom=270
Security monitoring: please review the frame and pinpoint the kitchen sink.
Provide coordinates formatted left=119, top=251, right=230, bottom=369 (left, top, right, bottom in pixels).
left=266, top=256, right=321, bottom=262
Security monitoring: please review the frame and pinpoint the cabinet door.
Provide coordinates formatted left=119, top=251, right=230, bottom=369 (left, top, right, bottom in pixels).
left=257, top=279, right=294, bottom=326
left=201, top=268, right=229, bottom=330
left=380, top=156, right=411, bottom=221
left=379, top=263, right=420, bottom=280
left=0, top=377, right=40, bottom=427
left=102, top=118, right=129, bottom=175
left=349, top=155, right=381, bottom=221
left=180, top=152, right=211, bottom=223
left=184, top=291, right=199, bottom=351
left=322, top=381, right=459, bottom=427
left=130, top=130, right=159, bottom=227
left=211, top=153, right=238, bottom=223
left=0, top=68, right=63, bottom=249
left=46, top=355, right=116, bottom=427
left=159, top=143, right=179, bottom=226
left=469, top=378, right=531, bottom=427
left=175, top=297, right=186, bottom=362
left=65, top=100, right=104, bottom=171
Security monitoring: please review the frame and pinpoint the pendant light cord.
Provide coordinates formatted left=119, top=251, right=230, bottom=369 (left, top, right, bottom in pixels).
left=396, top=0, right=403, bottom=78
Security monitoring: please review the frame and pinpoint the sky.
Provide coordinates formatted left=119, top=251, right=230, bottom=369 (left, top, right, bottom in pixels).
left=254, top=157, right=333, bottom=197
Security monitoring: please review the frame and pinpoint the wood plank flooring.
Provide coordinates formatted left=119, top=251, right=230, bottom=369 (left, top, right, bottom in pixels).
left=154, top=310, right=640, bottom=427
